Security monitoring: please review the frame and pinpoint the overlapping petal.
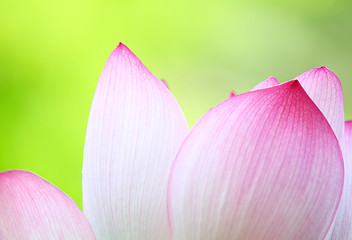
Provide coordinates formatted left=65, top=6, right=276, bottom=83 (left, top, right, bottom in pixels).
left=329, top=121, right=352, bottom=239
left=294, top=68, right=346, bottom=238
left=0, top=170, right=95, bottom=239
left=252, top=76, right=279, bottom=90
left=294, top=67, right=344, bottom=145
left=168, top=81, right=344, bottom=240
left=82, top=43, right=189, bottom=239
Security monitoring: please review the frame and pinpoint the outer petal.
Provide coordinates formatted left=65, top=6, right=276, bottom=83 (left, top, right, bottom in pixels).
left=251, top=76, right=279, bottom=90
left=329, top=121, right=352, bottom=239
left=294, top=67, right=344, bottom=145
left=168, top=81, right=344, bottom=240
left=0, top=170, right=95, bottom=239
left=83, top=43, right=189, bottom=239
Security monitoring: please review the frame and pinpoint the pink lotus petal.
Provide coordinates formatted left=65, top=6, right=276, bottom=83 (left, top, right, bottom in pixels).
left=229, top=91, right=236, bottom=98
left=251, top=76, right=279, bottom=90
left=83, top=43, right=189, bottom=239
left=0, top=170, right=95, bottom=239
left=294, top=67, right=344, bottom=145
left=328, top=121, right=352, bottom=239
left=160, top=79, right=169, bottom=89
left=168, top=81, right=344, bottom=240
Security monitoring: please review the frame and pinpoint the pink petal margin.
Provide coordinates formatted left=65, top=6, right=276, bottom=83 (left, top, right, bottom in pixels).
left=168, top=81, right=344, bottom=240
left=160, top=79, right=169, bottom=89
left=294, top=67, right=344, bottom=146
left=251, top=76, right=279, bottom=90
left=0, top=170, right=95, bottom=239
left=82, top=43, right=189, bottom=239
left=328, top=121, right=352, bottom=239
left=228, top=91, right=236, bottom=98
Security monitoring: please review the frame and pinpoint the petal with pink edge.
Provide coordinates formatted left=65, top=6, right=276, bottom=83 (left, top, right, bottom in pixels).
left=0, top=170, right=95, bottom=239
left=160, top=79, right=169, bottom=89
left=82, top=43, right=189, bottom=239
left=328, top=121, right=352, bottom=239
left=168, top=81, right=344, bottom=240
left=228, top=91, right=236, bottom=98
left=251, top=76, right=279, bottom=90
left=294, top=67, right=344, bottom=145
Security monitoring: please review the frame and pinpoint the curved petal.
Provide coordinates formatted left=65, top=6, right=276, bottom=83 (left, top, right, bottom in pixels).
left=251, top=76, right=279, bottom=90
left=0, top=170, right=95, bottom=239
left=328, top=121, right=352, bottom=239
left=168, top=81, right=344, bottom=240
left=82, top=43, right=189, bottom=239
left=294, top=67, right=344, bottom=145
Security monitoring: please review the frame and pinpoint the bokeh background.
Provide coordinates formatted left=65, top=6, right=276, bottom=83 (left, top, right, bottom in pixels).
left=1, top=0, right=351, bottom=208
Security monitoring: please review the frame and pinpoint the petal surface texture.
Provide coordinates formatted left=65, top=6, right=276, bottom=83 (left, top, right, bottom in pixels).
left=82, top=43, right=189, bottom=239
left=0, top=170, right=95, bottom=239
left=168, top=81, right=344, bottom=240
left=251, top=76, right=279, bottom=90
left=329, top=121, right=352, bottom=239
left=294, top=67, right=344, bottom=145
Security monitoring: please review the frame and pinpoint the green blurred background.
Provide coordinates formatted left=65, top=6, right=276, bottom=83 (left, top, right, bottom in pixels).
left=1, top=0, right=351, bottom=208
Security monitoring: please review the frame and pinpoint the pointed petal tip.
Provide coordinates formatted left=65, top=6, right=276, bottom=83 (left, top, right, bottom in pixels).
left=311, top=66, right=337, bottom=76
left=278, top=79, right=301, bottom=91
left=109, top=42, right=140, bottom=63
left=320, top=66, right=340, bottom=78
left=294, top=66, right=344, bottom=146
left=287, top=79, right=299, bottom=85
left=318, top=66, right=332, bottom=72
left=251, top=76, right=279, bottom=91
left=116, top=42, right=127, bottom=49
left=112, top=42, right=133, bottom=55
left=229, top=91, right=236, bottom=98
left=84, top=41, right=189, bottom=239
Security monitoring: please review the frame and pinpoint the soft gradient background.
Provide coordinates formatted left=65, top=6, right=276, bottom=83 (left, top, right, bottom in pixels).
left=1, top=0, right=351, bottom=208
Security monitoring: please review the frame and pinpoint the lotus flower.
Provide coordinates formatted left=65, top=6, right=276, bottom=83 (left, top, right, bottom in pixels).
left=0, top=43, right=351, bottom=240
